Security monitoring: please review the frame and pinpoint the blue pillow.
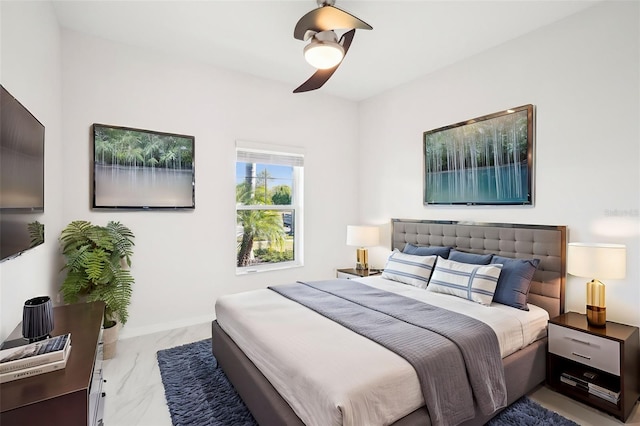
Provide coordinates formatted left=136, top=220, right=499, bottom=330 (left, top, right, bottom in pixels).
left=491, top=256, right=540, bottom=311
left=448, top=250, right=493, bottom=265
left=402, top=243, right=451, bottom=259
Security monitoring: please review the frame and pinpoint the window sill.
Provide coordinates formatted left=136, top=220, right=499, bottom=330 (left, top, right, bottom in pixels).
left=236, top=261, right=303, bottom=275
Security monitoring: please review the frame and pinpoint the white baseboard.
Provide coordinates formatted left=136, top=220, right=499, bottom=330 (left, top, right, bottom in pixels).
left=118, top=314, right=215, bottom=340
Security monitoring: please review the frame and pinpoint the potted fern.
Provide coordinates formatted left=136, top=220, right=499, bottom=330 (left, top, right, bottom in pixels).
left=59, top=220, right=135, bottom=358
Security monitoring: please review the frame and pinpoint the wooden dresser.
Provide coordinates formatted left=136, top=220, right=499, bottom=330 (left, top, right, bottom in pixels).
left=0, top=301, right=106, bottom=426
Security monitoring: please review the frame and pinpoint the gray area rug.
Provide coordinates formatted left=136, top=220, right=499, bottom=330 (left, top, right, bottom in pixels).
left=487, top=397, right=579, bottom=426
left=157, top=339, right=579, bottom=426
left=157, top=339, right=256, bottom=425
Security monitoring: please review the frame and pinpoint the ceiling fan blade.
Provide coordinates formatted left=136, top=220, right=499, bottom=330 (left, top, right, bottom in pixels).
left=293, top=29, right=355, bottom=93
left=294, top=5, right=372, bottom=41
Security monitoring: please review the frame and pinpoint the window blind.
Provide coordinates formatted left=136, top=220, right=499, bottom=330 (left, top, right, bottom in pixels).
left=236, top=140, right=304, bottom=167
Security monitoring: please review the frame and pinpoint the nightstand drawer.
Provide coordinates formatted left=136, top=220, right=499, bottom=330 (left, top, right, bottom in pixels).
left=337, top=271, right=356, bottom=279
left=548, top=323, right=620, bottom=375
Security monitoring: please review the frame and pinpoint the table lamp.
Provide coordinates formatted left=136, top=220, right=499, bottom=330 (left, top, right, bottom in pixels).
left=567, top=242, right=626, bottom=327
left=346, top=225, right=379, bottom=270
left=22, top=296, right=54, bottom=342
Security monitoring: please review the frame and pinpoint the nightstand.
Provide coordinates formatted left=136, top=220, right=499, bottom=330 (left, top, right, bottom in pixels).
left=546, top=312, right=639, bottom=422
left=336, top=268, right=382, bottom=279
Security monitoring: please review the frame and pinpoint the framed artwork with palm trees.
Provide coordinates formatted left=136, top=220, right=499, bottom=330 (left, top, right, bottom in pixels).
left=92, top=123, right=195, bottom=209
left=423, top=104, right=534, bottom=206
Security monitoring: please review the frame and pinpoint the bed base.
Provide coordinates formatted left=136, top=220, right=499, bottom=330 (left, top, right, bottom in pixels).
left=212, top=320, right=547, bottom=426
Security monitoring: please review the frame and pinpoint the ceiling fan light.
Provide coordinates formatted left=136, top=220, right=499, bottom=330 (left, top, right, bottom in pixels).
left=304, top=40, right=344, bottom=69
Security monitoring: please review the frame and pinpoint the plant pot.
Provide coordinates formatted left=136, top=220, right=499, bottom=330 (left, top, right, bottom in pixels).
left=102, top=322, right=120, bottom=359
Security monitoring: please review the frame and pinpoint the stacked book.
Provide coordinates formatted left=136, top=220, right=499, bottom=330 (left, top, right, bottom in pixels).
left=560, top=372, right=620, bottom=404
left=0, top=333, right=71, bottom=383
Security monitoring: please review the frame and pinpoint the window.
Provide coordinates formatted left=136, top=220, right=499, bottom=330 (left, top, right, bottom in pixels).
left=236, top=141, right=304, bottom=273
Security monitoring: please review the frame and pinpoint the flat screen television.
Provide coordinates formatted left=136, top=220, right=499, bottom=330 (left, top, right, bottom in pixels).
left=92, top=123, right=195, bottom=209
left=0, top=84, right=45, bottom=261
left=423, top=104, right=534, bottom=205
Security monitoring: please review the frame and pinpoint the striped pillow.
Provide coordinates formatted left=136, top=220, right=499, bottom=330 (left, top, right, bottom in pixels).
left=426, top=258, right=503, bottom=306
left=381, top=250, right=436, bottom=289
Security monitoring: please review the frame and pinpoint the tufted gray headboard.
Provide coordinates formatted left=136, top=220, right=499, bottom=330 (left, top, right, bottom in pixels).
left=391, top=219, right=567, bottom=318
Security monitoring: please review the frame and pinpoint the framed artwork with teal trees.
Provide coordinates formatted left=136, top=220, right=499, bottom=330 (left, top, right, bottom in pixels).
left=423, top=104, right=534, bottom=205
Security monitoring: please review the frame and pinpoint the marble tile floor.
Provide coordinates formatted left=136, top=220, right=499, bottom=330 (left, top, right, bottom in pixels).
left=103, top=323, right=640, bottom=426
left=102, top=322, right=212, bottom=426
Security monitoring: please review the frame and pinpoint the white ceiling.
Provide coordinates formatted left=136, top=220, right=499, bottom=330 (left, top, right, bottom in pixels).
left=52, top=0, right=600, bottom=101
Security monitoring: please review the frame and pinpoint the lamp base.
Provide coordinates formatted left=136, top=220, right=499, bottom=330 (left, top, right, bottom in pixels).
left=586, top=279, right=606, bottom=327
left=355, top=248, right=369, bottom=271
left=587, top=305, right=606, bottom=327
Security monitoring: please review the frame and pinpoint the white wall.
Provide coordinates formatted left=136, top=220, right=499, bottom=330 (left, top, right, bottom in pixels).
left=2, top=0, right=638, bottom=342
left=60, top=30, right=360, bottom=338
left=0, top=1, right=63, bottom=340
left=359, top=1, right=640, bottom=326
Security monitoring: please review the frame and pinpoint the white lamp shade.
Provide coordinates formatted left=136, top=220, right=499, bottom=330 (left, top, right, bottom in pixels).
left=346, top=225, right=379, bottom=247
left=567, top=242, right=626, bottom=280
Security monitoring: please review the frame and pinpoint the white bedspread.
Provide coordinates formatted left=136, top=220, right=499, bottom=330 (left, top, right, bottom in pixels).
left=215, top=276, right=549, bottom=426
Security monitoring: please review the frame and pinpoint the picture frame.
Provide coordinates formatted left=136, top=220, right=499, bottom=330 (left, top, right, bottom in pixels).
left=423, top=104, right=534, bottom=205
left=92, top=124, right=195, bottom=209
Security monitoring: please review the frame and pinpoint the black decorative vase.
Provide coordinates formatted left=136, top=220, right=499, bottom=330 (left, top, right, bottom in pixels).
left=22, top=296, right=54, bottom=343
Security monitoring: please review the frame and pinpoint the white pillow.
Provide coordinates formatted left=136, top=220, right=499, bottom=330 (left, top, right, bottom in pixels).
left=426, top=257, right=502, bottom=306
left=381, top=250, right=437, bottom=289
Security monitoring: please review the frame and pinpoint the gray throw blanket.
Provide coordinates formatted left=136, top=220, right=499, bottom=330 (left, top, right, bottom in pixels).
left=269, top=279, right=506, bottom=426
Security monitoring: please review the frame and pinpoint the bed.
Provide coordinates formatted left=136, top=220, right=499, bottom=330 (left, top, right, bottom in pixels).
left=212, top=219, right=567, bottom=426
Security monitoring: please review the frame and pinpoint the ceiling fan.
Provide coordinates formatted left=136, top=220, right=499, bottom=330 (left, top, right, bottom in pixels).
left=293, top=0, right=372, bottom=93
